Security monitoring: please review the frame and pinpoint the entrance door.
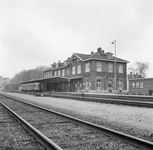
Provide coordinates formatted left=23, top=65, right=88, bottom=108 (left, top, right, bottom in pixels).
left=97, top=80, right=101, bottom=91
left=119, top=81, right=123, bottom=91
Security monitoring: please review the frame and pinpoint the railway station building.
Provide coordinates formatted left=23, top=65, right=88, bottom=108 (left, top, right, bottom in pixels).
left=21, top=47, right=129, bottom=93
left=42, top=47, right=129, bottom=93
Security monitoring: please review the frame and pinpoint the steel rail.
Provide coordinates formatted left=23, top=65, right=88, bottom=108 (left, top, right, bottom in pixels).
left=43, top=93, right=153, bottom=108
left=1, top=93, right=153, bottom=150
left=0, top=101, right=63, bottom=150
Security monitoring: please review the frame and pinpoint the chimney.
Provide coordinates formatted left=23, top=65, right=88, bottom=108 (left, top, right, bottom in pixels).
left=91, top=51, right=94, bottom=54
left=97, top=47, right=102, bottom=54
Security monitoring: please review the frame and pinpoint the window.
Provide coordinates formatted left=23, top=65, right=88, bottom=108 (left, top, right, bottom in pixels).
left=108, top=63, right=113, bottom=72
left=119, top=81, right=123, bottom=88
left=72, top=66, right=76, bottom=74
left=132, top=83, right=135, bottom=88
left=107, top=53, right=112, bottom=59
left=66, top=68, right=70, bottom=75
left=86, top=80, right=90, bottom=87
left=85, top=62, right=90, bottom=72
left=140, top=82, right=143, bottom=88
left=136, top=82, right=139, bottom=88
left=62, top=69, right=65, bottom=76
left=119, top=65, right=123, bottom=73
left=77, top=65, right=81, bottom=74
left=58, top=70, right=61, bottom=76
left=97, top=62, right=102, bottom=72
left=54, top=71, right=57, bottom=76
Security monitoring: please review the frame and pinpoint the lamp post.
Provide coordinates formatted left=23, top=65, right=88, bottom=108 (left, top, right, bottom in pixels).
left=111, top=40, right=116, bottom=94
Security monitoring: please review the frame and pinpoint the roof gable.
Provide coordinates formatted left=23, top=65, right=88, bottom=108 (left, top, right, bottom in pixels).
left=67, top=53, right=88, bottom=65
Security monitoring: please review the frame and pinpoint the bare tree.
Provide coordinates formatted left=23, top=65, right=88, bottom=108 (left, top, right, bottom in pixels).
left=128, top=61, right=149, bottom=78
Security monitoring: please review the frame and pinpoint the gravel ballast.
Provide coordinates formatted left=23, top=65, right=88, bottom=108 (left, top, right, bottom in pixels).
left=1, top=92, right=153, bottom=141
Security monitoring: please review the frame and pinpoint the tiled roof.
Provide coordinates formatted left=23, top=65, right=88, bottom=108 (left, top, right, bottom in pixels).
left=84, top=52, right=128, bottom=62
left=74, top=53, right=88, bottom=60
left=44, top=51, right=128, bottom=72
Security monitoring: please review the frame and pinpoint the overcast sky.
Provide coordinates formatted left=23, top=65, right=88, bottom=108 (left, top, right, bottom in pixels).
left=0, top=0, right=153, bottom=78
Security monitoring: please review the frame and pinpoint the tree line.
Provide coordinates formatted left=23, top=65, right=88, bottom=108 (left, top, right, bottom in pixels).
left=5, top=65, right=48, bottom=91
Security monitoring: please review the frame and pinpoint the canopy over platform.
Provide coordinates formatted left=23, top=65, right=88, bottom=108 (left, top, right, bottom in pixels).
left=20, top=76, right=70, bottom=84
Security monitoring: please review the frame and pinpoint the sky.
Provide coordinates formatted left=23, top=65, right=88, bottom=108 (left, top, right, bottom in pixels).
left=0, top=0, right=153, bottom=79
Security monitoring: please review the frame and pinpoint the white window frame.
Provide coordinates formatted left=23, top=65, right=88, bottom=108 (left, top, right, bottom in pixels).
left=136, top=82, right=139, bottom=88
left=97, top=62, right=102, bottom=72
left=108, top=63, right=113, bottom=73
left=119, top=65, right=123, bottom=73
left=54, top=71, right=57, bottom=76
left=119, top=81, right=123, bottom=88
left=140, top=82, right=143, bottom=88
left=85, top=63, right=90, bottom=72
left=72, top=66, right=75, bottom=75
left=77, top=65, right=81, bottom=74
left=132, top=83, right=135, bottom=88
left=66, top=68, right=70, bottom=75
left=62, top=69, right=65, bottom=76
left=58, top=70, right=61, bottom=76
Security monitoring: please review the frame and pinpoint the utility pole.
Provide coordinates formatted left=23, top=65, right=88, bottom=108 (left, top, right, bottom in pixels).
left=111, top=40, right=117, bottom=94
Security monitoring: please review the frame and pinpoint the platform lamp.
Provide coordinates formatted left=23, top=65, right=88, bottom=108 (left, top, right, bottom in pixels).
left=111, top=40, right=117, bottom=94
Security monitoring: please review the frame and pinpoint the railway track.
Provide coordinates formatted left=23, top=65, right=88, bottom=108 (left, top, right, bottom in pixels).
left=0, top=101, right=47, bottom=149
left=37, top=92, right=153, bottom=108
left=0, top=94, right=153, bottom=150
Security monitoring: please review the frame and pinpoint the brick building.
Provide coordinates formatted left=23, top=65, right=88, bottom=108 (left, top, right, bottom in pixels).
left=129, top=78, right=153, bottom=95
left=43, top=47, right=129, bottom=93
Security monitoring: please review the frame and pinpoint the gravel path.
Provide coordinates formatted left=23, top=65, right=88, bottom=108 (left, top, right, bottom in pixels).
left=1, top=92, right=153, bottom=141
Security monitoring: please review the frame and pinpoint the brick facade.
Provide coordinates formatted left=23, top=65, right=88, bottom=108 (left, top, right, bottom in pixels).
left=129, top=78, right=153, bottom=95
left=43, top=48, right=128, bottom=93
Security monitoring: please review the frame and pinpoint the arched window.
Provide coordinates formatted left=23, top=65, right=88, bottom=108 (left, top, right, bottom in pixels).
left=108, top=63, right=113, bottom=72
left=119, top=65, right=123, bottom=73
left=85, top=63, right=90, bottom=72
left=77, top=65, right=81, bottom=74
left=97, top=62, right=102, bottom=72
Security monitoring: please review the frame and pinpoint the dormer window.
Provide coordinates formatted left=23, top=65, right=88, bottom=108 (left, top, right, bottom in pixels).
left=56, top=64, right=58, bottom=68
left=107, top=53, right=113, bottom=59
